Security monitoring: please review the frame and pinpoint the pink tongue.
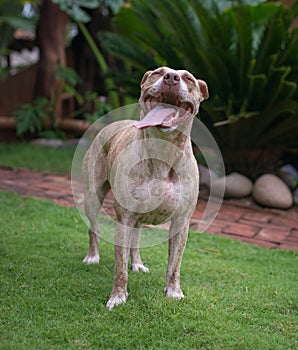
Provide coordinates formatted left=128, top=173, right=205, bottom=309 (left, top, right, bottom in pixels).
left=134, top=105, right=176, bottom=129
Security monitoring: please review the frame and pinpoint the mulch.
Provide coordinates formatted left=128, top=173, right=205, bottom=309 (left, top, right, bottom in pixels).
left=0, top=166, right=297, bottom=250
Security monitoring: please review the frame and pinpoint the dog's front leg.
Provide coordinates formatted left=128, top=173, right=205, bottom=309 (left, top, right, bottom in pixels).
left=130, top=227, right=149, bottom=272
left=165, top=219, right=189, bottom=299
left=106, top=221, right=133, bottom=310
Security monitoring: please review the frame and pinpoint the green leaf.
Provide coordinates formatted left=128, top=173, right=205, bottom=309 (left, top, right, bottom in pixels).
left=56, top=64, right=82, bottom=85
left=247, top=73, right=267, bottom=110
left=108, top=0, right=125, bottom=14
left=71, top=4, right=91, bottom=22
left=102, top=0, right=298, bottom=149
left=76, top=0, right=101, bottom=9
left=231, top=5, right=253, bottom=95
left=0, top=16, right=35, bottom=30
left=14, top=98, right=50, bottom=136
left=100, top=32, right=155, bottom=69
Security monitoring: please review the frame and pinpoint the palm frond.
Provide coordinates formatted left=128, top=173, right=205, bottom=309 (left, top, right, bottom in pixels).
left=100, top=0, right=298, bottom=149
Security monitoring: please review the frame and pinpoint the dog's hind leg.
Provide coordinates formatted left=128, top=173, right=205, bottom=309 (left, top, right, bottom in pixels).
left=82, top=136, right=111, bottom=264
left=83, top=181, right=110, bottom=264
left=130, top=228, right=149, bottom=272
left=82, top=139, right=110, bottom=263
left=83, top=182, right=110, bottom=264
left=83, top=191, right=100, bottom=264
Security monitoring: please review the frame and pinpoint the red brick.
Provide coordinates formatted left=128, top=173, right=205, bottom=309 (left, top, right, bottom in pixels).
left=206, top=220, right=229, bottom=234
left=222, top=222, right=259, bottom=237
left=101, top=205, right=116, bottom=217
left=238, top=219, right=262, bottom=229
left=219, top=233, right=279, bottom=248
left=239, top=221, right=289, bottom=233
left=54, top=199, right=73, bottom=207
left=36, top=183, right=71, bottom=192
left=242, top=212, right=270, bottom=224
left=262, top=223, right=290, bottom=232
left=189, top=219, right=200, bottom=231
left=256, top=227, right=290, bottom=243
left=286, top=229, right=298, bottom=243
left=270, top=216, right=298, bottom=229
left=1, top=166, right=298, bottom=250
left=193, top=201, right=208, bottom=217
left=46, top=175, right=70, bottom=183
left=216, top=206, right=248, bottom=222
left=191, top=211, right=204, bottom=221
left=279, top=243, right=298, bottom=251
left=223, top=235, right=278, bottom=249
left=0, top=178, right=16, bottom=186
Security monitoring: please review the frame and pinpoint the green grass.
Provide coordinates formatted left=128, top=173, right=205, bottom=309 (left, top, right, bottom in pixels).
left=0, top=190, right=297, bottom=350
left=0, top=142, right=75, bottom=174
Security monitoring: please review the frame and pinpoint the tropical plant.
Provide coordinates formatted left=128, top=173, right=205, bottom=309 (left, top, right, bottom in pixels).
left=99, top=0, right=298, bottom=153
left=12, top=64, right=81, bottom=138
left=13, top=97, right=50, bottom=136
left=56, top=63, right=84, bottom=105
left=13, top=63, right=113, bottom=137
left=52, top=0, right=124, bottom=108
left=84, top=91, right=112, bottom=123
left=56, top=64, right=112, bottom=122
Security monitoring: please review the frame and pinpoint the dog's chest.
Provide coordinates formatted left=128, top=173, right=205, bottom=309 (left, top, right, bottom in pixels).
left=110, top=144, right=199, bottom=225
left=130, top=178, right=181, bottom=225
left=113, top=162, right=196, bottom=225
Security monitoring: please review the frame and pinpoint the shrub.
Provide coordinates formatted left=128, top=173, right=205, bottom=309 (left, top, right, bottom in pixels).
left=13, top=97, right=50, bottom=136
left=100, top=0, right=298, bottom=155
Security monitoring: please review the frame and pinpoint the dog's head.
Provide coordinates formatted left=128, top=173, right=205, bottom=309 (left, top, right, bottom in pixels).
left=135, top=67, right=208, bottom=131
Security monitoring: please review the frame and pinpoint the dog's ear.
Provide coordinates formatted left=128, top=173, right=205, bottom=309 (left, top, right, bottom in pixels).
left=198, top=79, right=209, bottom=101
left=141, top=70, right=153, bottom=87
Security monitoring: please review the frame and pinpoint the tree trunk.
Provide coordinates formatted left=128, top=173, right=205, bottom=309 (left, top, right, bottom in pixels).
left=34, top=0, right=68, bottom=126
left=72, top=6, right=115, bottom=112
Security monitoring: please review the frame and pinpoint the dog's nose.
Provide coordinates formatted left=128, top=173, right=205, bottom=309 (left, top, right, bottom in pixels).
left=163, top=72, right=180, bottom=85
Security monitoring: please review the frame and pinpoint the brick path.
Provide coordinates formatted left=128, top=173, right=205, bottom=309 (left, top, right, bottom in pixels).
left=0, top=166, right=297, bottom=250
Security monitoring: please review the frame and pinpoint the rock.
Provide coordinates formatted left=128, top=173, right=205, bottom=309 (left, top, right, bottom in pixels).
left=293, top=187, right=298, bottom=206
left=277, top=164, right=298, bottom=189
left=253, top=174, right=293, bottom=209
left=31, top=138, right=80, bottom=148
left=31, top=138, right=64, bottom=148
left=210, top=176, right=225, bottom=198
left=199, top=165, right=218, bottom=187
left=212, top=172, right=253, bottom=198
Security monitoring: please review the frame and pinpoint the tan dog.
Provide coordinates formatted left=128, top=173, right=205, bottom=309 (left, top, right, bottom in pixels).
left=82, top=67, right=208, bottom=310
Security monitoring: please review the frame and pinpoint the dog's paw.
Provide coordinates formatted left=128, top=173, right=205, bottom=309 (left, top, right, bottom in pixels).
left=164, top=286, right=184, bottom=299
left=131, top=263, right=149, bottom=273
left=106, top=292, right=128, bottom=310
left=82, top=254, right=100, bottom=264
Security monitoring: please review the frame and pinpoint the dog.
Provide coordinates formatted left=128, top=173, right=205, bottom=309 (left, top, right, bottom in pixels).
left=82, top=67, right=208, bottom=310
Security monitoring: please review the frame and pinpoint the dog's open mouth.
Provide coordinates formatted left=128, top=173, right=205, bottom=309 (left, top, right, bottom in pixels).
left=134, top=93, right=194, bottom=131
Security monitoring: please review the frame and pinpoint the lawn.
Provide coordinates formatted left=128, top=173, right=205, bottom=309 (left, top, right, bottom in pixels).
left=0, top=190, right=297, bottom=349
left=0, top=142, right=75, bottom=174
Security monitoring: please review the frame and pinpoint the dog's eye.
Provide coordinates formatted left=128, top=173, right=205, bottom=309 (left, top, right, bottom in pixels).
left=185, top=77, right=195, bottom=84
left=151, top=71, right=163, bottom=76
